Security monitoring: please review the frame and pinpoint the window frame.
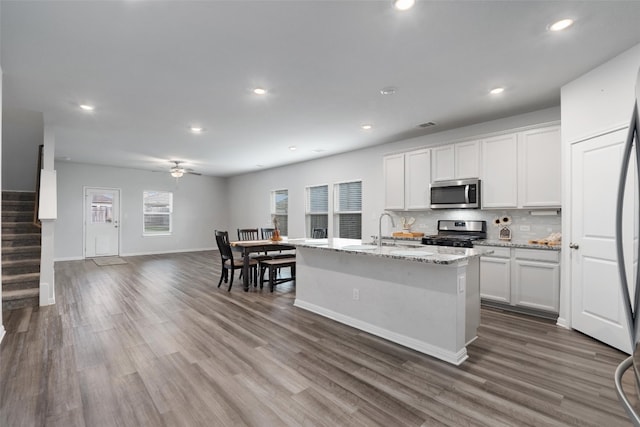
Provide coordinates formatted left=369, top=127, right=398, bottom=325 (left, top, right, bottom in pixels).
left=270, top=188, right=289, bottom=236
left=305, top=184, right=329, bottom=238
left=333, top=180, right=362, bottom=239
left=143, top=190, right=173, bottom=236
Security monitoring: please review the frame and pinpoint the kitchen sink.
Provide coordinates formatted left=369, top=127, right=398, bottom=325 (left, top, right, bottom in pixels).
left=390, top=250, right=434, bottom=257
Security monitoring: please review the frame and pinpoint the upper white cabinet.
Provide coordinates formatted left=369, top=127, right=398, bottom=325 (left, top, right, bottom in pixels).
left=518, top=126, right=561, bottom=208
left=431, top=145, right=454, bottom=181
left=432, top=140, right=481, bottom=182
left=481, top=133, right=519, bottom=208
left=481, top=125, right=561, bottom=209
left=383, top=153, right=405, bottom=210
left=383, top=148, right=431, bottom=210
left=455, top=140, right=482, bottom=179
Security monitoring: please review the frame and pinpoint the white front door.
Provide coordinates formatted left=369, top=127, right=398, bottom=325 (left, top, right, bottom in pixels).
left=570, top=128, right=636, bottom=354
left=85, top=188, right=120, bottom=258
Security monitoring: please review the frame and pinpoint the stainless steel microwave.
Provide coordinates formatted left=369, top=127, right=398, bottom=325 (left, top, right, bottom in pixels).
left=430, top=178, right=481, bottom=209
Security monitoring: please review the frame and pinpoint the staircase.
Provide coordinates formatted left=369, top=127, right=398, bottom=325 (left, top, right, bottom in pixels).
left=2, top=191, right=41, bottom=311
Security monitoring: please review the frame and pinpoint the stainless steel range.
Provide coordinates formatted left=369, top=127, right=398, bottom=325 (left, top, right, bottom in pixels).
left=421, top=220, right=487, bottom=248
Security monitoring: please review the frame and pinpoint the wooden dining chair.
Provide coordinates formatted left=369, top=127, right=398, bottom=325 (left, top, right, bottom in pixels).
left=237, top=228, right=259, bottom=241
left=214, top=230, right=257, bottom=291
left=311, top=228, right=328, bottom=238
left=261, top=227, right=275, bottom=239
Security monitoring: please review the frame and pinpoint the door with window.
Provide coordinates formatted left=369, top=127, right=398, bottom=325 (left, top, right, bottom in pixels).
left=85, top=188, right=120, bottom=258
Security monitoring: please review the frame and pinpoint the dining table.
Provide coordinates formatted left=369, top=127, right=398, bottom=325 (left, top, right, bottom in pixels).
left=229, top=239, right=296, bottom=291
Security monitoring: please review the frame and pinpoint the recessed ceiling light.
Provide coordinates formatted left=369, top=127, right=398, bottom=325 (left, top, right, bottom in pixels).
left=380, top=86, right=397, bottom=95
left=489, top=87, right=505, bottom=95
left=253, top=87, right=267, bottom=95
left=79, top=104, right=94, bottom=111
left=549, top=18, right=574, bottom=32
left=289, top=145, right=297, bottom=151
left=393, top=0, right=415, bottom=11
left=361, top=124, right=373, bottom=130
left=189, top=126, right=203, bottom=133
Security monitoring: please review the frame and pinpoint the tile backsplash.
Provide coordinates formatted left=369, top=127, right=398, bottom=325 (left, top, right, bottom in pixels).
left=388, top=209, right=561, bottom=243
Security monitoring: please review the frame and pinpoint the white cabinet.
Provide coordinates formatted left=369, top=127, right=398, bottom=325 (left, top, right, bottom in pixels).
left=455, top=140, right=482, bottom=179
left=383, top=148, right=431, bottom=210
left=480, top=246, right=560, bottom=315
left=432, top=140, right=481, bottom=182
left=480, top=246, right=511, bottom=303
left=481, top=125, right=561, bottom=209
left=383, top=153, right=405, bottom=210
left=481, top=134, right=519, bottom=208
left=405, top=149, right=431, bottom=210
left=518, top=126, right=561, bottom=208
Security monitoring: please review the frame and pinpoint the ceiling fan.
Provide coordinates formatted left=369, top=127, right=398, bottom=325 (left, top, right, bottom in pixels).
left=169, top=160, right=201, bottom=178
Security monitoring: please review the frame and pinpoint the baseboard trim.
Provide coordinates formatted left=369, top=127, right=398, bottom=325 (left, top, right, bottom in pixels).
left=294, top=299, right=467, bottom=366
left=55, top=247, right=216, bottom=262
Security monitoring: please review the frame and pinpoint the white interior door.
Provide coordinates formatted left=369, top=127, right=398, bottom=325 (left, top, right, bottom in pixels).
left=571, top=128, right=635, bottom=354
left=85, top=188, right=120, bottom=258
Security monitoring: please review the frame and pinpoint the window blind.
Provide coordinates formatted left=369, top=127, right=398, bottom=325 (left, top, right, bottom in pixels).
left=335, top=181, right=362, bottom=239
left=143, top=190, right=173, bottom=234
left=306, top=185, right=328, bottom=236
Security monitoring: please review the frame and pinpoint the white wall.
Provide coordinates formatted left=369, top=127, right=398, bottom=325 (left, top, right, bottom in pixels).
left=1, top=108, right=43, bottom=191
left=228, top=107, right=561, bottom=240
left=562, top=43, right=640, bottom=143
left=55, top=162, right=229, bottom=260
left=559, top=42, right=640, bottom=329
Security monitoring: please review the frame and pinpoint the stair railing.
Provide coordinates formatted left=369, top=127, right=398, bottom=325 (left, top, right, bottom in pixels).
left=33, top=144, right=43, bottom=228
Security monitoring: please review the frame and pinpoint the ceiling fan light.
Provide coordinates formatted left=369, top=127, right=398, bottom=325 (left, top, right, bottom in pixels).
left=171, top=168, right=184, bottom=178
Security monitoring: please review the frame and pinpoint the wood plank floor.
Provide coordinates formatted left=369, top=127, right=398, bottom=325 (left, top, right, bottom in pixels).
left=1, top=250, right=638, bottom=426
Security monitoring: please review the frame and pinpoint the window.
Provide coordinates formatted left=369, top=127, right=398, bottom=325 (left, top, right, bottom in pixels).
left=306, top=185, right=328, bottom=237
left=334, top=181, right=362, bottom=239
left=143, top=190, right=173, bottom=235
left=271, top=189, right=288, bottom=236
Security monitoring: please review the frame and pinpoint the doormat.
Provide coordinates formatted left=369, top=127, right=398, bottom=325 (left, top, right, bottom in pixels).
left=93, top=257, right=127, bottom=266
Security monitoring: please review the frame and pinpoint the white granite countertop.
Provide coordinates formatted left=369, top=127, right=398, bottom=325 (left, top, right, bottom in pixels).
left=379, top=236, right=561, bottom=251
left=474, top=239, right=561, bottom=251
left=287, top=238, right=492, bottom=265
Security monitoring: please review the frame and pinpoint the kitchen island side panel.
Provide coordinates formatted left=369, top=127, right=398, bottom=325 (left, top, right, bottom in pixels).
left=293, top=247, right=479, bottom=365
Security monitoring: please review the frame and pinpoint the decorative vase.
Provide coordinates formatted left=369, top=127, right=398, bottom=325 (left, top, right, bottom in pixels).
left=272, top=228, right=282, bottom=241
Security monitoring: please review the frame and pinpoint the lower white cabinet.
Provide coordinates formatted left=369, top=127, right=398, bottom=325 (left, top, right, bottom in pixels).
left=479, top=247, right=511, bottom=303
left=480, top=246, right=560, bottom=315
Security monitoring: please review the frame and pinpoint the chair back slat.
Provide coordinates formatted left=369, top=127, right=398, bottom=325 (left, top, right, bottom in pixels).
left=312, top=228, right=327, bottom=238
left=261, top=227, right=275, bottom=239
left=215, top=230, right=234, bottom=262
left=237, top=228, right=259, bottom=241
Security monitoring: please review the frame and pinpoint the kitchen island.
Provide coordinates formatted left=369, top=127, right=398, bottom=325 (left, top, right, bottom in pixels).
left=287, top=238, right=491, bottom=365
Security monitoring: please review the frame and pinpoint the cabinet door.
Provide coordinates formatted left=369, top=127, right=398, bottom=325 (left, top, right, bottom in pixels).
left=455, top=140, right=481, bottom=179
left=480, top=256, right=511, bottom=303
left=383, top=154, right=405, bottom=210
left=481, top=133, right=518, bottom=208
left=513, top=259, right=560, bottom=312
left=518, top=126, right=561, bottom=208
left=431, top=145, right=455, bottom=182
left=405, top=148, right=431, bottom=210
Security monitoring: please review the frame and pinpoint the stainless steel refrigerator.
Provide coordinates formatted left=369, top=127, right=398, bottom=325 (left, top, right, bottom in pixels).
left=615, top=68, right=640, bottom=426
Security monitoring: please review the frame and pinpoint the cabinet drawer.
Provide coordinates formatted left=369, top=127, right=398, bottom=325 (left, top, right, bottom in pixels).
left=514, top=248, right=560, bottom=263
left=482, top=246, right=511, bottom=258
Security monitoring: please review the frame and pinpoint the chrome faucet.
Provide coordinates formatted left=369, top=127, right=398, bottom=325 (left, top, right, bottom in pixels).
left=378, top=212, right=396, bottom=248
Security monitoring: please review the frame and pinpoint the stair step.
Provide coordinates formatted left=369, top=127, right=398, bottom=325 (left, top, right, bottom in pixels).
left=2, top=288, right=39, bottom=311
left=3, top=271, right=40, bottom=285
left=2, top=212, right=34, bottom=222
left=2, top=245, right=41, bottom=261
left=2, top=191, right=36, bottom=202
left=1, top=200, right=35, bottom=212
left=2, top=259, right=41, bottom=275
left=2, top=234, right=41, bottom=247
left=2, top=222, right=41, bottom=232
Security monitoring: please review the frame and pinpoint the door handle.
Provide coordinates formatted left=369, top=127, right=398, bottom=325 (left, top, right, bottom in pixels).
left=569, top=243, right=579, bottom=249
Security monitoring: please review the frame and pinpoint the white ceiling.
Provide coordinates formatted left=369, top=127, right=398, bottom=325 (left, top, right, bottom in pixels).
left=3, top=1, right=640, bottom=177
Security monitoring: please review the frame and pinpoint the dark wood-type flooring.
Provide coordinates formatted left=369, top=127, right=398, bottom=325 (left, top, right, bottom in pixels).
left=1, top=250, right=638, bottom=426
